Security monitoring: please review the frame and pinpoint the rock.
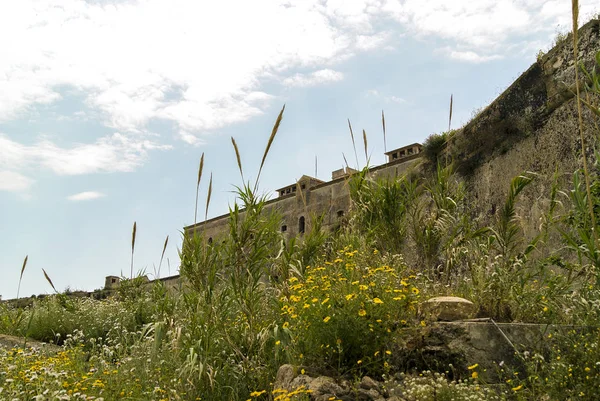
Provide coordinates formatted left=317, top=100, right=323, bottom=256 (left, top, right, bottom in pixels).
left=421, top=296, right=476, bottom=321
left=309, top=376, right=347, bottom=400
left=274, top=364, right=295, bottom=391
left=355, top=388, right=382, bottom=401
left=289, top=374, right=313, bottom=391
left=359, top=376, right=380, bottom=391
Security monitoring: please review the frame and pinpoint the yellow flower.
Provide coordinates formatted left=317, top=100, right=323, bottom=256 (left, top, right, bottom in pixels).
left=512, top=385, right=523, bottom=391
left=385, top=350, right=391, bottom=355
left=359, top=285, right=368, bottom=291
left=420, top=320, right=426, bottom=327
left=345, top=294, right=355, bottom=300
left=357, top=360, right=362, bottom=364
left=283, top=322, right=289, bottom=329
left=471, top=371, right=478, bottom=379
left=468, top=363, right=479, bottom=370
left=373, top=298, right=384, bottom=304
left=322, top=298, right=330, bottom=305
left=323, top=316, right=331, bottom=323
left=250, top=390, right=267, bottom=397
left=275, top=341, right=281, bottom=345
left=358, top=309, right=367, bottom=316
left=411, top=287, right=419, bottom=295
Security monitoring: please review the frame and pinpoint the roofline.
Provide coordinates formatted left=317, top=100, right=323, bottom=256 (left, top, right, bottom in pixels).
left=384, top=143, right=422, bottom=155
left=184, top=153, right=422, bottom=231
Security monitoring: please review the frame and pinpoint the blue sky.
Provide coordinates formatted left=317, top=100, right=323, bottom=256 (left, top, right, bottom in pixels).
left=1, top=0, right=597, bottom=299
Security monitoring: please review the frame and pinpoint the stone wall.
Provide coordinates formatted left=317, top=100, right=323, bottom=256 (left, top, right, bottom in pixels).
left=448, top=18, right=600, bottom=235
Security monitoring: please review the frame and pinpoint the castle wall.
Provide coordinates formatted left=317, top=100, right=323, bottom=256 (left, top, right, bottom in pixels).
left=447, top=18, right=600, bottom=237
left=184, top=155, right=420, bottom=240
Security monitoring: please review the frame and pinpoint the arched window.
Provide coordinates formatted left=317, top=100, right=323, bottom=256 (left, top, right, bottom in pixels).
left=298, top=216, right=305, bottom=234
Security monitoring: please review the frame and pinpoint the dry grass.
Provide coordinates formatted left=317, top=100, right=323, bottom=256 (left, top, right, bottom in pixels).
left=255, top=104, right=285, bottom=191
left=42, top=268, right=57, bottom=293
left=382, top=110, right=387, bottom=153
left=348, top=118, right=359, bottom=168
left=205, top=172, right=213, bottom=222
left=231, top=137, right=244, bottom=182
left=194, top=153, right=205, bottom=224
left=130, top=221, right=137, bottom=279
left=16, top=255, right=28, bottom=300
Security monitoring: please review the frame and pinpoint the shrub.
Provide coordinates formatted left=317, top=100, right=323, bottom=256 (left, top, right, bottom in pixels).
left=280, top=245, right=419, bottom=375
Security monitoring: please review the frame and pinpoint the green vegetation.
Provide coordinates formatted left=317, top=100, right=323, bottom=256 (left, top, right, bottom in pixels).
left=2, top=17, right=600, bottom=401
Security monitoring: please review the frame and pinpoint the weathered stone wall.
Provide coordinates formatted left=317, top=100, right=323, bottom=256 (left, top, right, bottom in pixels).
left=448, top=18, right=600, bottom=235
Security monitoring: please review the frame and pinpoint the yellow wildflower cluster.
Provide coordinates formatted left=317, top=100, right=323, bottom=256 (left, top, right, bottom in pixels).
left=278, top=246, right=419, bottom=372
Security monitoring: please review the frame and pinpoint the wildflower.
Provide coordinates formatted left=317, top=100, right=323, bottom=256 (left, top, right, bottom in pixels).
left=357, top=360, right=362, bottom=364
left=373, top=298, right=384, bottom=304
left=283, top=322, right=289, bottom=329
left=321, top=298, right=330, bottom=305
left=250, top=390, right=267, bottom=397
left=512, top=385, right=523, bottom=391
left=468, top=364, right=479, bottom=370
left=471, top=371, right=478, bottom=379
left=358, top=309, right=367, bottom=316
left=411, top=287, right=419, bottom=295
left=323, top=316, right=331, bottom=323
left=275, top=340, right=281, bottom=345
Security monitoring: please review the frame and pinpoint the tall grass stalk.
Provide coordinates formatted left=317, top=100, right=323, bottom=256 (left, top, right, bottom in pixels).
left=205, top=172, right=213, bottom=222
left=382, top=110, right=387, bottom=153
left=448, top=94, right=453, bottom=132
left=255, top=104, right=285, bottom=192
left=131, top=221, right=137, bottom=279
left=194, top=153, right=205, bottom=225
left=571, top=0, right=598, bottom=245
left=42, top=268, right=57, bottom=293
left=347, top=119, right=359, bottom=169
left=158, top=235, right=169, bottom=277
left=231, top=137, right=244, bottom=182
left=16, top=255, right=28, bottom=300
left=362, top=129, right=368, bottom=164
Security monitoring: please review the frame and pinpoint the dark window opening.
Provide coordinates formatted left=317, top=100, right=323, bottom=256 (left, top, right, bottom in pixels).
left=408, top=148, right=414, bottom=154
left=208, top=237, right=213, bottom=244
left=299, top=216, right=305, bottom=234
left=292, top=186, right=296, bottom=192
left=400, top=150, right=406, bottom=156
left=337, top=210, right=344, bottom=218
left=301, top=184, right=306, bottom=190
left=111, top=278, right=117, bottom=284
left=392, top=152, right=398, bottom=160
left=280, top=190, right=285, bottom=196
left=281, top=225, right=287, bottom=232
left=286, top=188, right=291, bottom=194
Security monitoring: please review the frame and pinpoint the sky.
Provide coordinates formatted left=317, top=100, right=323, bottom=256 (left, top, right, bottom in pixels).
left=1, top=0, right=598, bottom=299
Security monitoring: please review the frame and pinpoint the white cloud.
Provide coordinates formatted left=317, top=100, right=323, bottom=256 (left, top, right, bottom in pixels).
left=448, top=50, right=503, bottom=63
left=0, top=133, right=171, bottom=175
left=0, top=0, right=383, bottom=140
left=0, top=171, right=34, bottom=192
left=283, top=69, right=344, bottom=87
left=365, top=89, right=407, bottom=104
left=67, top=191, right=106, bottom=201
left=0, top=0, right=595, bottom=151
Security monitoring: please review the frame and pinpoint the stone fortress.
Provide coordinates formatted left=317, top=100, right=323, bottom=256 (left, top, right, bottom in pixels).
left=184, top=142, right=424, bottom=241
left=101, top=18, right=600, bottom=292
